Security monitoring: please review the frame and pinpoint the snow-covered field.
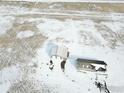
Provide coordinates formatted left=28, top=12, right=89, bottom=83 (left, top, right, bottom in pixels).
left=0, top=2, right=124, bottom=93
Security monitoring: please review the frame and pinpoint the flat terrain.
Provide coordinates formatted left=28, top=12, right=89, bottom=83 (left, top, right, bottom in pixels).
left=0, top=2, right=124, bottom=93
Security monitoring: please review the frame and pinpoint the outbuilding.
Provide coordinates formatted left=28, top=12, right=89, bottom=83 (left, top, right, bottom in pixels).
left=76, top=58, right=107, bottom=72
left=49, top=44, right=69, bottom=72
left=50, top=45, right=69, bottom=61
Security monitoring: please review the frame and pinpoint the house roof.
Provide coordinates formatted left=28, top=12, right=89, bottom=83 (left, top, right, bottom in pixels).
left=50, top=45, right=69, bottom=59
left=76, top=58, right=107, bottom=65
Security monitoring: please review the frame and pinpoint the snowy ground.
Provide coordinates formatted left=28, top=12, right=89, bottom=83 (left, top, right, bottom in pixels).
left=0, top=1, right=124, bottom=93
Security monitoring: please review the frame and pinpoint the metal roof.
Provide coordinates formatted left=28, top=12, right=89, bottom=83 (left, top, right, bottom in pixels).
left=50, top=45, right=69, bottom=59
left=77, top=58, right=107, bottom=65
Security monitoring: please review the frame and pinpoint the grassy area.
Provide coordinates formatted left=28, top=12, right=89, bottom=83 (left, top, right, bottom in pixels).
left=0, top=1, right=124, bottom=13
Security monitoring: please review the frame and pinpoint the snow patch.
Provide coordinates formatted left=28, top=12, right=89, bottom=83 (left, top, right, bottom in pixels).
left=0, top=16, right=14, bottom=36
left=17, top=30, right=34, bottom=39
left=37, top=18, right=107, bottom=46
left=0, top=65, right=20, bottom=93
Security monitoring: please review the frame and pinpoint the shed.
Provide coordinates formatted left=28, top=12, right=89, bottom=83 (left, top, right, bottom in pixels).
left=50, top=45, right=69, bottom=60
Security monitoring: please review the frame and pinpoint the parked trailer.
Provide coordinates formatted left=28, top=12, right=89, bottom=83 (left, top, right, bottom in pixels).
left=76, top=58, right=107, bottom=72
